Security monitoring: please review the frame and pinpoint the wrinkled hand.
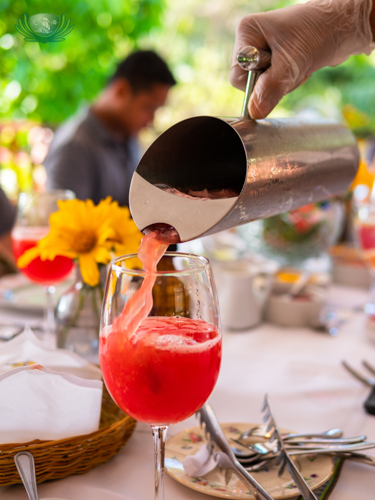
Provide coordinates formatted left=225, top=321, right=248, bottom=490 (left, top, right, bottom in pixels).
left=230, top=0, right=374, bottom=119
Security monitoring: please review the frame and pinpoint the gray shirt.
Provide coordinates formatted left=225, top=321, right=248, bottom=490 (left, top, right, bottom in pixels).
left=0, top=188, right=16, bottom=236
left=45, top=108, right=141, bottom=206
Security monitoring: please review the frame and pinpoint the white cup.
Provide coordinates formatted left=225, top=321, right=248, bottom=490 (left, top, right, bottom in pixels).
left=213, top=258, right=277, bottom=330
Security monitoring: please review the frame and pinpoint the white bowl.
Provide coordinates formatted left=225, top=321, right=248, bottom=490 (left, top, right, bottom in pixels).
left=265, top=288, right=326, bottom=327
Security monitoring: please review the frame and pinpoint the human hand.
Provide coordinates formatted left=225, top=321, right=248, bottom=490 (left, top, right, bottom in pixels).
left=230, top=0, right=374, bottom=119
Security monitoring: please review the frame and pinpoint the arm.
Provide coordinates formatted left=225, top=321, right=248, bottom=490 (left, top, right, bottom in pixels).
left=231, top=0, right=375, bottom=119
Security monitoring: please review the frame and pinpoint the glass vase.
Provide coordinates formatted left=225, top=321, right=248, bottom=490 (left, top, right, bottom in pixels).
left=55, top=267, right=105, bottom=363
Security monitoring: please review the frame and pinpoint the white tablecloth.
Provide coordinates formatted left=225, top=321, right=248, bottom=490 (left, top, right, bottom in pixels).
left=1, top=285, right=375, bottom=499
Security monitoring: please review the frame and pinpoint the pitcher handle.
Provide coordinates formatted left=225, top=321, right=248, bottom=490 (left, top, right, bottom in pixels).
left=237, top=46, right=271, bottom=119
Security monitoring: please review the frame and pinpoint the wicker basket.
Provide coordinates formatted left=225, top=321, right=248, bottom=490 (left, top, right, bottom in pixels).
left=0, top=387, right=136, bottom=486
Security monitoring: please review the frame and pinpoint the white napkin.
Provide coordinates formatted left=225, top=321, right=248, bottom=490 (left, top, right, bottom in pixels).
left=0, top=364, right=103, bottom=443
left=0, top=327, right=102, bottom=380
left=182, top=443, right=218, bottom=477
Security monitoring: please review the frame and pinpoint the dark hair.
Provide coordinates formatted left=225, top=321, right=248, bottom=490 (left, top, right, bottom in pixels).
left=109, top=50, right=176, bottom=92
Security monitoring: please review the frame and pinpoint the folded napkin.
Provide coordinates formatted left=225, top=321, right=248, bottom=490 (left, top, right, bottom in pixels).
left=0, top=364, right=102, bottom=443
left=0, top=327, right=102, bottom=380
left=182, top=443, right=218, bottom=477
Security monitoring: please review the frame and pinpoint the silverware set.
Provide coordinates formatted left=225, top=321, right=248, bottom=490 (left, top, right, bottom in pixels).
left=197, top=395, right=375, bottom=500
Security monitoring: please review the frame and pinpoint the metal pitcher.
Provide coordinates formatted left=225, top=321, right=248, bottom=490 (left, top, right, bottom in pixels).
left=129, top=47, right=359, bottom=242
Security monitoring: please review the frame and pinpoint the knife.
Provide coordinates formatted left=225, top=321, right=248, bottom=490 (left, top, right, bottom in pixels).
left=197, top=404, right=275, bottom=500
left=262, top=396, right=318, bottom=500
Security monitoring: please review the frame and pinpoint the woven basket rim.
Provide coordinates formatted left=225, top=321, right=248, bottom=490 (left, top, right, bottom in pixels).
left=0, top=406, right=135, bottom=450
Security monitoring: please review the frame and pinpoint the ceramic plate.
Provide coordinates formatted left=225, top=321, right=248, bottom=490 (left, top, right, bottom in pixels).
left=0, top=273, right=74, bottom=313
left=165, top=422, right=334, bottom=499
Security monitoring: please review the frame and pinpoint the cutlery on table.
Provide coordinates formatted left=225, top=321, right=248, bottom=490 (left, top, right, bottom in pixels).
left=233, top=441, right=375, bottom=465
left=232, top=434, right=366, bottom=454
left=342, top=360, right=375, bottom=415
left=245, top=450, right=375, bottom=473
left=14, top=451, right=39, bottom=500
left=261, top=395, right=318, bottom=500
left=237, top=424, right=343, bottom=442
left=197, top=404, right=275, bottom=500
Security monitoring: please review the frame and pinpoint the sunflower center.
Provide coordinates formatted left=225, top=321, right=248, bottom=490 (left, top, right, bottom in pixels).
left=72, top=231, right=97, bottom=253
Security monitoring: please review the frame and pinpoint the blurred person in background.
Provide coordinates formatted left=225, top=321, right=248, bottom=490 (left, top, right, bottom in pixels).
left=231, top=0, right=375, bottom=120
left=45, top=50, right=176, bottom=206
left=0, top=187, right=16, bottom=266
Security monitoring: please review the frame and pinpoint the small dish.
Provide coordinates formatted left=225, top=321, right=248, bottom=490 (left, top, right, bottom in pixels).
left=272, top=269, right=330, bottom=295
left=330, top=245, right=371, bottom=288
left=265, top=286, right=327, bottom=328
left=165, top=422, right=333, bottom=499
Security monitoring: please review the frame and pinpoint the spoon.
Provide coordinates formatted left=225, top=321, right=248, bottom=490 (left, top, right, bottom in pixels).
left=14, top=451, right=39, bottom=500
left=238, top=425, right=343, bottom=442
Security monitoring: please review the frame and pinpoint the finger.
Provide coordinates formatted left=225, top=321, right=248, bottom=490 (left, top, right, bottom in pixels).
left=249, top=69, right=290, bottom=119
left=249, top=44, right=303, bottom=119
left=230, top=14, right=270, bottom=91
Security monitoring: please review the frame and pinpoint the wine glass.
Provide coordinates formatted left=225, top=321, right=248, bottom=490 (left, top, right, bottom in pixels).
left=12, top=190, right=75, bottom=346
left=353, top=201, right=375, bottom=319
left=100, top=252, right=222, bottom=500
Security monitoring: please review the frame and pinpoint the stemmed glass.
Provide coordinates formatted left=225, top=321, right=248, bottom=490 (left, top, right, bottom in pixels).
left=353, top=202, right=375, bottom=319
left=100, top=252, right=222, bottom=500
left=12, top=190, right=75, bottom=345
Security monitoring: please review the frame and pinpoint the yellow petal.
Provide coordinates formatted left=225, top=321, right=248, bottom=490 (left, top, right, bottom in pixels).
left=78, top=253, right=100, bottom=287
left=97, top=225, right=116, bottom=245
left=92, top=245, right=111, bottom=264
left=17, top=246, right=42, bottom=268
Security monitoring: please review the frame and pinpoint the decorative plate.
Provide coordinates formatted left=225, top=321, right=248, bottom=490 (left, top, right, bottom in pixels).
left=165, top=422, right=334, bottom=499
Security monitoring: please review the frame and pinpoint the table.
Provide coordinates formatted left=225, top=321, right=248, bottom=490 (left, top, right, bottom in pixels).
left=1, top=284, right=375, bottom=499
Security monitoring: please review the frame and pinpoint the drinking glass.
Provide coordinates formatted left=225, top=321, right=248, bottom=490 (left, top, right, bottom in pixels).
left=353, top=202, right=375, bottom=318
left=100, top=252, right=222, bottom=500
left=12, top=190, right=75, bottom=345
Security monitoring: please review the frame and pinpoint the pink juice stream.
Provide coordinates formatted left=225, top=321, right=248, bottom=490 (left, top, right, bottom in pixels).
left=100, top=228, right=222, bottom=424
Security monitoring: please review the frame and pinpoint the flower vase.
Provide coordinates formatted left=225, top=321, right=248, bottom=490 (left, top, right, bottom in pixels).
left=55, top=267, right=106, bottom=363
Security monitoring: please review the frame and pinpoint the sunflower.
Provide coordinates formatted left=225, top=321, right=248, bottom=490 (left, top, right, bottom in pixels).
left=102, top=198, right=143, bottom=258
left=18, top=198, right=117, bottom=287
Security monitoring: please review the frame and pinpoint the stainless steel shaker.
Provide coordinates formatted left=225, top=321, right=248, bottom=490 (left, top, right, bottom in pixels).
left=129, top=47, right=359, bottom=242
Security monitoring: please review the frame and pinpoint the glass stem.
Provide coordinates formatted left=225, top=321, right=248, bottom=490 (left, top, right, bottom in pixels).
left=43, top=285, right=56, bottom=348
left=151, top=425, right=168, bottom=500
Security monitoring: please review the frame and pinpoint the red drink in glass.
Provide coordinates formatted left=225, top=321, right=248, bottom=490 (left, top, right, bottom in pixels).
left=12, top=227, right=73, bottom=285
left=100, top=316, right=221, bottom=424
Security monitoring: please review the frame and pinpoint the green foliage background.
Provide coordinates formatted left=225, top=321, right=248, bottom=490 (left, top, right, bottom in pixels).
left=0, top=0, right=165, bottom=124
left=1, top=0, right=375, bottom=134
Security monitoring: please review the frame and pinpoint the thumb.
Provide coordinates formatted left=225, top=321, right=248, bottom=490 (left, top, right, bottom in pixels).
left=249, top=69, right=289, bottom=119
